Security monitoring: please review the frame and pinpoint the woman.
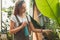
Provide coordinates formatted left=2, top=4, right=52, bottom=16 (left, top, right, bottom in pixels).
left=10, top=0, right=51, bottom=40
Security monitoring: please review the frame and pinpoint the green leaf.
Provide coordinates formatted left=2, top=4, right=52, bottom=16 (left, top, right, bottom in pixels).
left=29, top=16, right=42, bottom=29
left=35, top=0, right=60, bottom=26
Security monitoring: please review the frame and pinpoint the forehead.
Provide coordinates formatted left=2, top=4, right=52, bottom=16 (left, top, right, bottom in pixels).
left=22, top=3, right=26, bottom=7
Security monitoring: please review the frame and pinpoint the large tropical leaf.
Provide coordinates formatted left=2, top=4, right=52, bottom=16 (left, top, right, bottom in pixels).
left=29, top=16, right=42, bottom=29
left=35, top=0, right=60, bottom=26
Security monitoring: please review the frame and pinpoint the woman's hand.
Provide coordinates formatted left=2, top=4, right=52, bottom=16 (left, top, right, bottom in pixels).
left=10, top=21, right=28, bottom=34
left=42, top=29, right=52, bottom=32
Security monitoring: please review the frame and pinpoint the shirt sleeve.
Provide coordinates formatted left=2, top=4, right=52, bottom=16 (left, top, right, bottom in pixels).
left=10, top=15, right=16, bottom=23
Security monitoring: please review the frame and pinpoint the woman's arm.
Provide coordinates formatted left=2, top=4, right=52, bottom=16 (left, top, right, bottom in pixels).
left=9, top=20, right=27, bottom=34
left=29, top=22, right=51, bottom=33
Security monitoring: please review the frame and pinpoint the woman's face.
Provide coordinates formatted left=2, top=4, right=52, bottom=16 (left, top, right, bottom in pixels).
left=19, top=3, right=26, bottom=13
